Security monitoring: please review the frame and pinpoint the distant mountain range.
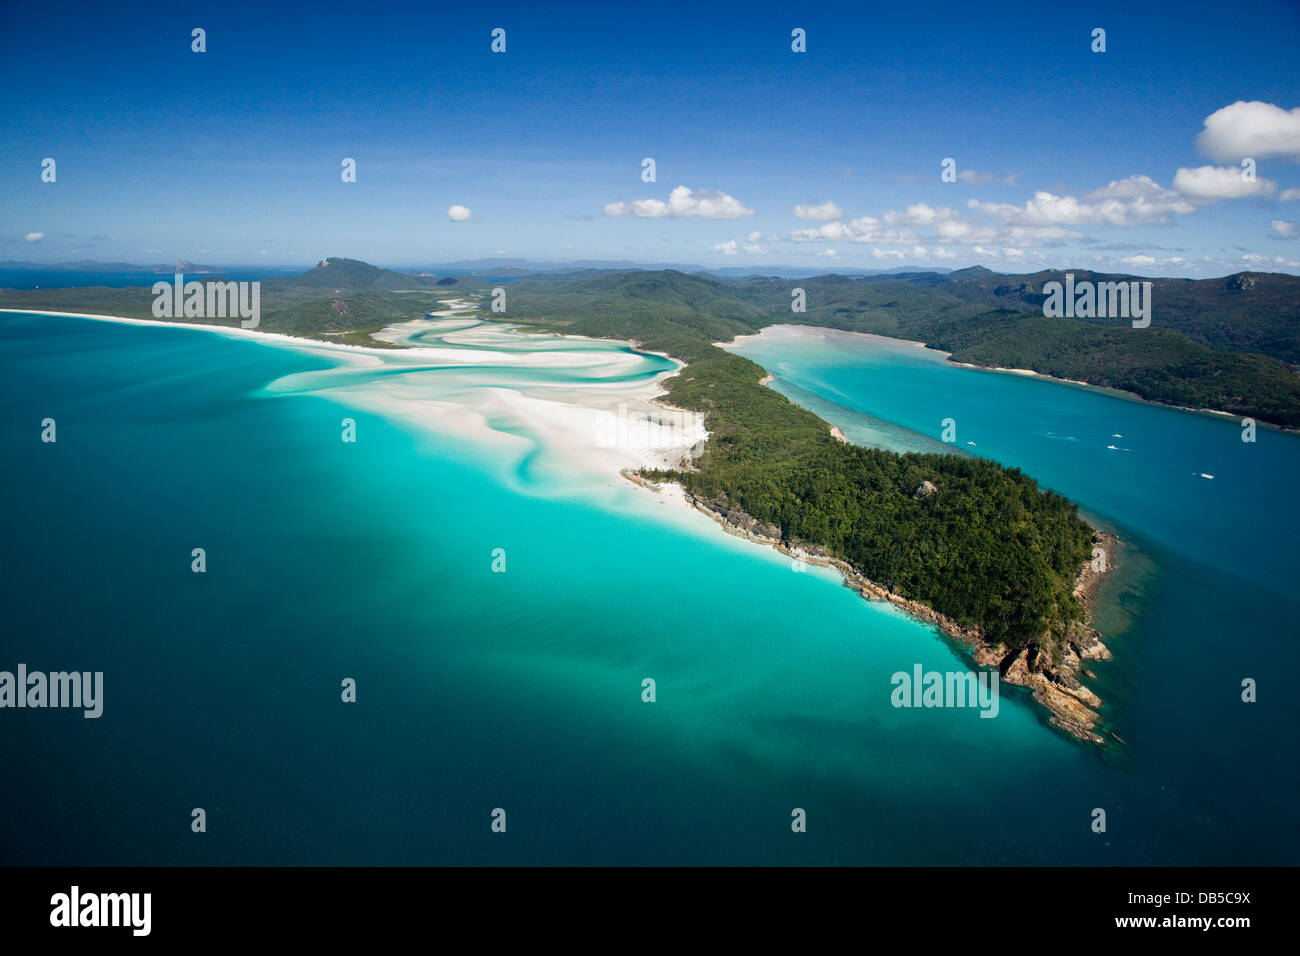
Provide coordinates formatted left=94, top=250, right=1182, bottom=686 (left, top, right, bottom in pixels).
left=416, top=257, right=953, bottom=278
left=2, top=258, right=953, bottom=280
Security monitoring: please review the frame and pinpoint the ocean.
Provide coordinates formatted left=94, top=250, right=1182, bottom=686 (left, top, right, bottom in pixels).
left=1, top=312, right=1295, bottom=865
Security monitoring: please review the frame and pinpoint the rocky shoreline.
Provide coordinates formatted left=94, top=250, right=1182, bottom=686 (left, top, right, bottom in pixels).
left=623, top=470, right=1117, bottom=745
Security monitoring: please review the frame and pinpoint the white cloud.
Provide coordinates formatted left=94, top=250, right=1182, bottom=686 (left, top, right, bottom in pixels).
left=1172, top=165, right=1276, bottom=202
left=24, top=232, right=44, bottom=242
left=1272, top=219, right=1299, bottom=239
left=882, top=203, right=960, bottom=227
left=791, top=216, right=913, bottom=244
left=447, top=205, right=472, bottom=221
left=789, top=203, right=1081, bottom=249
left=1281, top=187, right=1300, bottom=201
left=793, top=200, right=844, bottom=221
left=711, top=238, right=770, bottom=255
left=1196, top=101, right=1300, bottom=163
left=969, top=176, right=1195, bottom=227
left=604, top=185, right=754, bottom=219
left=871, top=245, right=930, bottom=260
left=934, top=218, right=1081, bottom=246
left=817, top=248, right=839, bottom=258
left=1121, top=254, right=1157, bottom=266
left=957, top=169, right=1018, bottom=185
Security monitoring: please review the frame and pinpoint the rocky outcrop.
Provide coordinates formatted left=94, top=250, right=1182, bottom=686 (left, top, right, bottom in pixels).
left=912, top=479, right=937, bottom=500
left=985, top=642, right=1107, bottom=743
left=620, top=469, right=662, bottom=492
left=688, top=492, right=783, bottom=544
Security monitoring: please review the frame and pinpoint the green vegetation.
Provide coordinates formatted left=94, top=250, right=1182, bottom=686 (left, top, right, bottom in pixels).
left=501, top=271, right=1094, bottom=650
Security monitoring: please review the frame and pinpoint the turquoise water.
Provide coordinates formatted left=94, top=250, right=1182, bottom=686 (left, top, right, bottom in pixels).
left=1, top=312, right=1295, bottom=865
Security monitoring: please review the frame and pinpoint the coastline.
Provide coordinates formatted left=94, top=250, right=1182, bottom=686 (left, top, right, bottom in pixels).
left=627, top=471, right=1116, bottom=745
left=715, top=324, right=1129, bottom=742
left=730, top=323, right=1285, bottom=432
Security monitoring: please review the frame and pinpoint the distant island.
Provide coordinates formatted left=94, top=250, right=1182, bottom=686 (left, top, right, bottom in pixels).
left=9, top=256, right=1299, bottom=740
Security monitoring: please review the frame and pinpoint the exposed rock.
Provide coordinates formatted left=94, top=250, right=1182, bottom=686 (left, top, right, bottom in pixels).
left=619, top=468, right=662, bottom=492
left=1004, top=649, right=1031, bottom=684
left=913, top=479, right=938, bottom=500
left=686, top=493, right=782, bottom=544
left=1075, top=632, right=1112, bottom=661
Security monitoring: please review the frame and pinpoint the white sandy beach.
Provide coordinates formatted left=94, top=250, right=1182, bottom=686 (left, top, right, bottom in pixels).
left=0, top=307, right=710, bottom=502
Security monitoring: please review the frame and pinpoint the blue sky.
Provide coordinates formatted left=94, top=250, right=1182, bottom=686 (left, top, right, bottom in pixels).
left=3, top=0, right=1299, bottom=275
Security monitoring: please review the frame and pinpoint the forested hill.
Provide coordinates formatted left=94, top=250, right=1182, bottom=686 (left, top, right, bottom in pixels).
left=504, top=267, right=1300, bottom=428
left=911, top=266, right=1300, bottom=364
